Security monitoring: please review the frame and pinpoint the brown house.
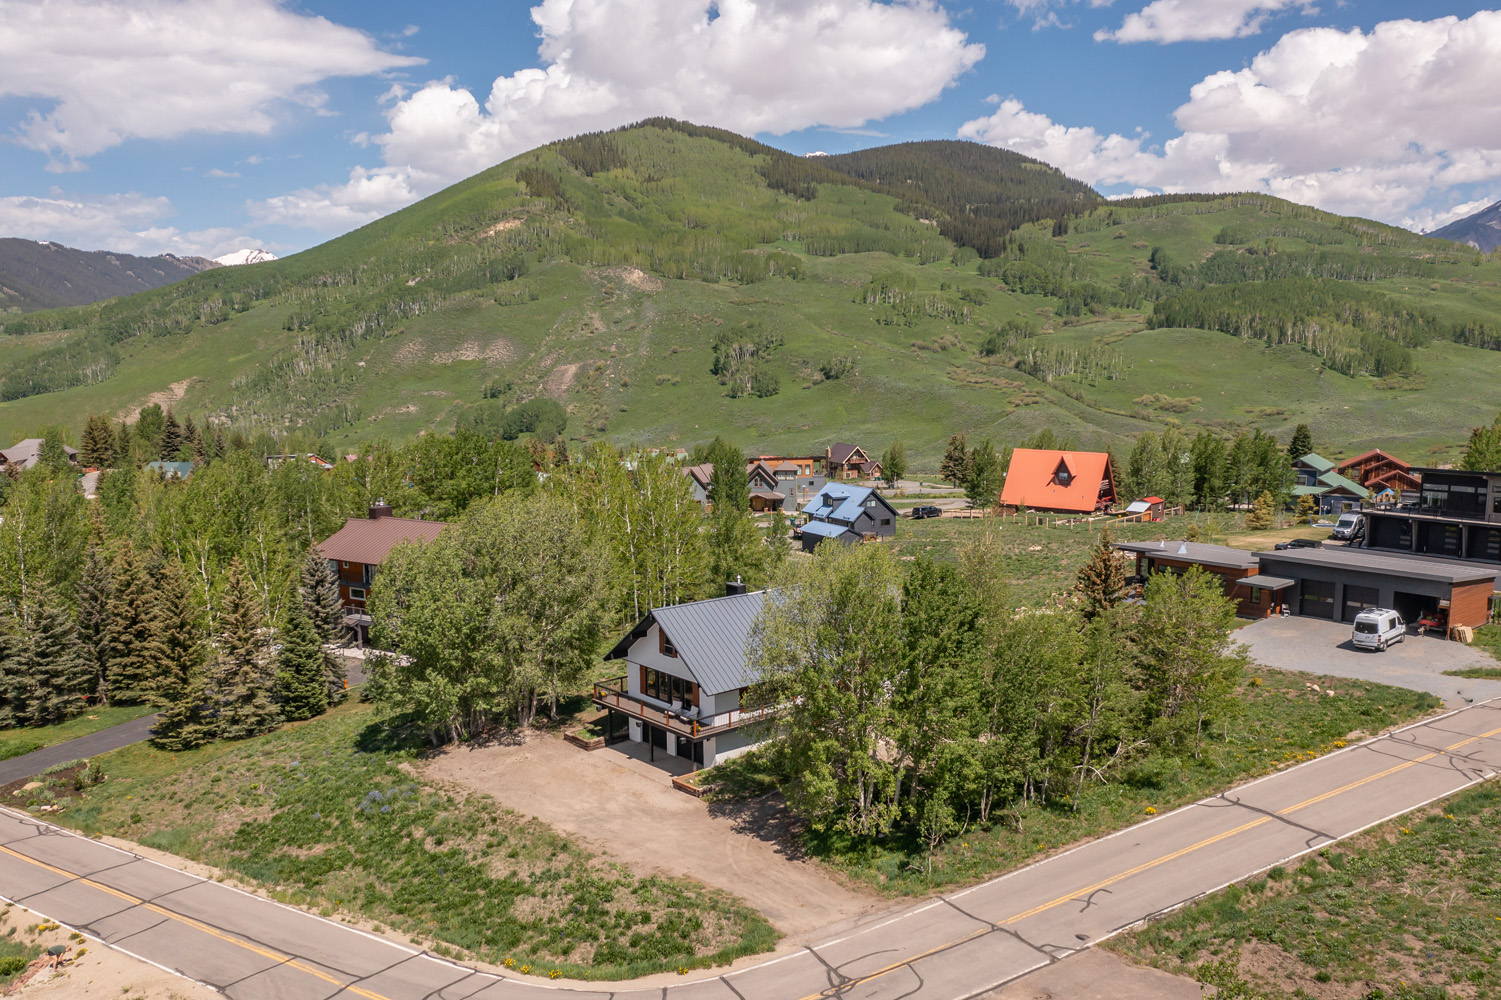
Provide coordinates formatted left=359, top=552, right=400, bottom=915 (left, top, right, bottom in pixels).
left=1337, top=450, right=1420, bottom=496
left=316, top=501, right=446, bottom=645
left=1115, top=540, right=1286, bottom=618
left=825, top=443, right=881, bottom=481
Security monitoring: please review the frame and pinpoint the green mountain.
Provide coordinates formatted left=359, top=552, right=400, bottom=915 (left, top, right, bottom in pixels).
left=0, top=239, right=218, bottom=313
left=1, top=119, right=1498, bottom=466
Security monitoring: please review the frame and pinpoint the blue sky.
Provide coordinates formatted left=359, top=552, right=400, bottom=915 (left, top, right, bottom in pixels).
left=2, top=0, right=1498, bottom=258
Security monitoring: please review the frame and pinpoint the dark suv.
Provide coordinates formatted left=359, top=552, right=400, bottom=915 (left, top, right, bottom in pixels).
left=910, top=505, right=942, bottom=520
left=1273, top=538, right=1320, bottom=550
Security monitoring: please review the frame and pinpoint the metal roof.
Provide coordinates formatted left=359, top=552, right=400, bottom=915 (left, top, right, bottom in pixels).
left=1296, top=453, right=1337, bottom=473
left=317, top=516, right=446, bottom=565
left=798, top=519, right=853, bottom=538
left=1254, top=547, right=1500, bottom=585
left=1240, top=574, right=1295, bottom=590
left=605, top=590, right=769, bottom=695
left=1114, top=540, right=1260, bottom=570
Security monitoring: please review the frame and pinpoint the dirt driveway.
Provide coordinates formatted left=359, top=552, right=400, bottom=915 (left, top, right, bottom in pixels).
left=422, top=733, right=886, bottom=942
left=1239, top=616, right=1501, bottom=707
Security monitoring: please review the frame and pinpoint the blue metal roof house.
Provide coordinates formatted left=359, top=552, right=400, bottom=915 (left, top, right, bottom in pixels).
left=795, top=483, right=898, bottom=552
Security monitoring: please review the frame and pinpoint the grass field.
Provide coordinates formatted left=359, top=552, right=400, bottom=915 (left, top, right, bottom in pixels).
left=40, top=699, right=776, bottom=980
left=704, top=667, right=1439, bottom=897
left=0, top=705, right=156, bottom=761
left=1109, top=781, right=1501, bottom=998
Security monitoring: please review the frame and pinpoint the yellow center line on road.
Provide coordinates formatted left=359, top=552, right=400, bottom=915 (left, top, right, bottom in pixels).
left=1, top=720, right=1499, bottom=1000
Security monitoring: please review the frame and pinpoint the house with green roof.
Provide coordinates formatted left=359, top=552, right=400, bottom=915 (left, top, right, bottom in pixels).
left=1292, top=453, right=1370, bottom=515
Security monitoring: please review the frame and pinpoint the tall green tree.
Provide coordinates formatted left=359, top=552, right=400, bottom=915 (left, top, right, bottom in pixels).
left=100, top=540, right=157, bottom=703
left=135, top=404, right=165, bottom=458
left=142, top=560, right=206, bottom=709
left=1075, top=527, right=1126, bottom=621
left=159, top=409, right=184, bottom=462
left=1287, top=423, right=1314, bottom=459
left=0, top=584, right=93, bottom=727
left=79, top=414, right=116, bottom=468
left=965, top=439, right=1003, bottom=509
left=0, top=470, right=89, bottom=608
left=208, top=559, right=281, bottom=740
left=880, top=440, right=907, bottom=489
left=298, top=547, right=345, bottom=642
left=751, top=543, right=905, bottom=836
left=76, top=541, right=112, bottom=702
left=1189, top=432, right=1228, bottom=509
left=704, top=437, right=749, bottom=512
left=939, top=433, right=969, bottom=486
left=275, top=602, right=330, bottom=722
left=1460, top=413, right=1501, bottom=471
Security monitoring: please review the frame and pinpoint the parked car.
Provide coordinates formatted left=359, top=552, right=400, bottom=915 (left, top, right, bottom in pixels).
left=1330, top=512, right=1362, bottom=540
left=1274, top=538, right=1320, bottom=550
left=910, top=505, right=942, bottom=519
left=1351, top=608, right=1406, bottom=651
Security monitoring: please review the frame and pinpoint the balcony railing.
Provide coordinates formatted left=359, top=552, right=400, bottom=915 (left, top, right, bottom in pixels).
left=591, top=676, right=776, bottom=740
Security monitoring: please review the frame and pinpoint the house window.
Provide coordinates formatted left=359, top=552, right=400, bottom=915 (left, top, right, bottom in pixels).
left=880, top=518, right=891, bottom=526
left=349, top=587, right=366, bottom=601
left=643, top=668, right=694, bottom=707
left=864, top=498, right=875, bottom=508
left=1249, top=587, right=1263, bottom=604
left=658, top=628, right=677, bottom=658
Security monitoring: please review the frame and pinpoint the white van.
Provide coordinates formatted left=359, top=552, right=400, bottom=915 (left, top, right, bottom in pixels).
left=1352, top=608, right=1405, bottom=651
left=1331, top=513, right=1362, bottom=540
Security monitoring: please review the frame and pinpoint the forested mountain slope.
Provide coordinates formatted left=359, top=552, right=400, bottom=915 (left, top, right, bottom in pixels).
left=0, top=239, right=219, bottom=313
left=1, top=120, right=1498, bottom=465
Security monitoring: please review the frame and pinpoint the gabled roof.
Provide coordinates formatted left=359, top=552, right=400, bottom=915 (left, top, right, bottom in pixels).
left=604, top=590, right=769, bottom=695
left=0, top=439, right=78, bottom=470
left=1316, top=471, right=1370, bottom=498
left=317, top=516, right=446, bottom=566
left=828, top=443, right=863, bottom=465
left=1337, top=449, right=1408, bottom=471
left=1295, top=453, right=1336, bottom=473
left=798, top=519, right=853, bottom=539
left=682, top=463, right=714, bottom=489
left=1000, top=449, right=1114, bottom=513
left=801, top=482, right=889, bottom=523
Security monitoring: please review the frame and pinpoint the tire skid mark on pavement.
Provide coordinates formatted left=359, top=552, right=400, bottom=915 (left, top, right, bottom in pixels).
left=0, top=719, right=1495, bottom=1000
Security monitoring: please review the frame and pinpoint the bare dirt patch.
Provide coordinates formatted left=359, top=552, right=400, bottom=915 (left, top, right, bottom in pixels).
left=431, top=339, right=516, bottom=365
left=540, top=362, right=581, bottom=396
left=598, top=266, right=663, bottom=292
left=390, top=338, right=425, bottom=366
left=117, top=379, right=194, bottom=422
left=480, top=218, right=525, bottom=239
left=421, top=732, right=885, bottom=943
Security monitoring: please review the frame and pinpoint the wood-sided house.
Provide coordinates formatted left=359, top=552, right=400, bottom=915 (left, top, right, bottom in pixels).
left=1337, top=450, right=1420, bottom=498
left=825, top=443, right=882, bottom=481
left=594, top=583, right=775, bottom=768
left=796, top=483, right=898, bottom=551
left=315, top=501, right=446, bottom=645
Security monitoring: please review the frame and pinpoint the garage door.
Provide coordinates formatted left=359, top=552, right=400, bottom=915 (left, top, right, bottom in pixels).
left=1300, top=579, right=1335, bottom=619
left=1342, top=585, right=1380, bottom=623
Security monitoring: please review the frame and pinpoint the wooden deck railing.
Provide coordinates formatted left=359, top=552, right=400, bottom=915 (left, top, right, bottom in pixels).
left=591, top=677, right=776, bottom=739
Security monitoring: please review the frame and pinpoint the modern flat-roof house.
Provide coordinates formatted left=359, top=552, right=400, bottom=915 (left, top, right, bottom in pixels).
left=1360, top=468, right=1501, bottom=564
left=1001, top=449, right=1116, bottom=514
left=825, top=443, right=881, bottom=481
left=595, top=584, right=776, bottom=768
left=316, top=502, right=446, bottom=645
left=0, top=439, right=78, bottom=473
left=1291, top=453, right=1369, bottom=515
left=1115, top=540, right=1281, bottom=617
left=796, top=483, right=898, bottom=552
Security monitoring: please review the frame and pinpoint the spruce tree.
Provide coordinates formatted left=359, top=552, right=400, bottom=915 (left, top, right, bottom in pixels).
left=159, top=409, right=184, bottom=462
left=209, top=559, right=280, bottom=740
left=210, top=428, right=227, bottom=462
left=298, top=548, right=345, bottom=642
left=114, top=421, right=133, bottom=466
left=142, top=561, right=206, bottom=708
left=1287, top=423, right=1314, bottom=460
left=79, top=414, right=116, bottom=468
left=275, top=603, right=329, bottom=722
left=101, top=540, right=157, bottom=703
left=940, top=433, right=969, bottom=487
left=1075, top=527, right=1126, bottom=622
left=182, top=416, right=205, bottom=463
left=76, top=542, right=113, bottom=702
left=0, top=585, right=93, bottom=727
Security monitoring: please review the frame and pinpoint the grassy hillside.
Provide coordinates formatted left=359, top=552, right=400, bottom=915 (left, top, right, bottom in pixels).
left=2, top=121, right=1498, bottom=466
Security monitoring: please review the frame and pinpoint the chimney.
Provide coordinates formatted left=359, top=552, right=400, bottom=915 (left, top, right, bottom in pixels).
left=368, top=499, right=393, bottom=519
left=725, top=575, right=747, bottom=597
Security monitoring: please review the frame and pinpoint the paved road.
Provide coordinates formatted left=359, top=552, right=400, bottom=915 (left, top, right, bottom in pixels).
left=0, top=702, right=1497, bottom=1000
left=0, top=714, right=159, bottom=786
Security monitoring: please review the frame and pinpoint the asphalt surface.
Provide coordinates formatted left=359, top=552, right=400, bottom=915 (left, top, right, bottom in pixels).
left=0, top=714, right=159, bottom=786
left=1240, top=617, right=1501, bottom=708
left=0, top=700, right=1496, bottom=1000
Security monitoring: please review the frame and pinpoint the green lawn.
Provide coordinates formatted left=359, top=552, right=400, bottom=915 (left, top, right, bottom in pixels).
left=42, top=699, right=775, bottom=980
left=1109, top=781, right=1501, bottom=998
left=702, top=667, right=1439, bottom=897
left=0, top=704, right=156, bottom=761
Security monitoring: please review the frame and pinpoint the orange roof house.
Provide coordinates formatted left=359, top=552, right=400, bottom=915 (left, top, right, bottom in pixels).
left=1000, top=449, right=1117, bottom=514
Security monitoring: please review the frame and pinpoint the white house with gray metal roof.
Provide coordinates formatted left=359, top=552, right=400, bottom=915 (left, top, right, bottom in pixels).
left=595, top=583, right=776, bottom=768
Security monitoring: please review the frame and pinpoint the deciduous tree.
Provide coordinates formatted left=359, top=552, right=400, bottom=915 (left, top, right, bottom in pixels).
left=939, top=433, right=969, bottom=486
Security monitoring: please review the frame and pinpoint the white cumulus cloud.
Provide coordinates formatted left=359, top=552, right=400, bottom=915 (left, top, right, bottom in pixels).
left=0, top=192, right=282, bottom=257
left=252, top=0, right=984, bottom=231
left=959, top=11, right=1501, bottom=227
left=0, top=0, right=423, bottom=169
left=1096, top=0, right=1316, bottom=44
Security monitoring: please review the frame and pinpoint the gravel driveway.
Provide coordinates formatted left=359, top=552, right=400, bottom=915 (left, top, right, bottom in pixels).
left=1238, top=617, right=1501, bottom=708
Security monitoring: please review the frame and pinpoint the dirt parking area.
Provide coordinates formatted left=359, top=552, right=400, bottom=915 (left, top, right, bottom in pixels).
left=422, top=732, right=887, bottom=943
left=1239, top=616, right=1501, bottom=707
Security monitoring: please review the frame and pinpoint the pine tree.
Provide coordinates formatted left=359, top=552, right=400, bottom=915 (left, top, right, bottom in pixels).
left=552, top=435, right=570, bottom=467
left=79, top=414, right=116, bottom=469
left=208, top=559, right=280, bottom=740
left=0, top=585, right=93, bottom=727
left=114, top=421, right=133, bottom=467
left=940, top=433, right=970, bottom=486
left=210, top=428, right=227, bottom=462
left=142, top=561, right=206, bottom=708
left=1287, top=423, right=1314, bottom=460
left=1247, top=490, right=1276, bottom=530
left=275, top=602, right=329, bottom=722
left=159, top=409, right=184, bottom=462
left=182, top=416, right=205, bottom=463
left=76, top=542, right=113, bottom=702
left=1075, top=528, right=1126, bottom=621
left=298, top=548, right=345, bottom=642
left=101, top=541, right=157, bottom=703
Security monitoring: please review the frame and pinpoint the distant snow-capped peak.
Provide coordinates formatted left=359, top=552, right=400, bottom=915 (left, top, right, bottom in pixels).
left=214, top=248, right=278, bottom=266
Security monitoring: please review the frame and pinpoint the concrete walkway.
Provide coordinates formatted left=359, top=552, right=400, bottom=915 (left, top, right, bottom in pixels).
left=0, top=714, right=158, bottom=786
left=0, top=701, right=1495, bottom=1000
